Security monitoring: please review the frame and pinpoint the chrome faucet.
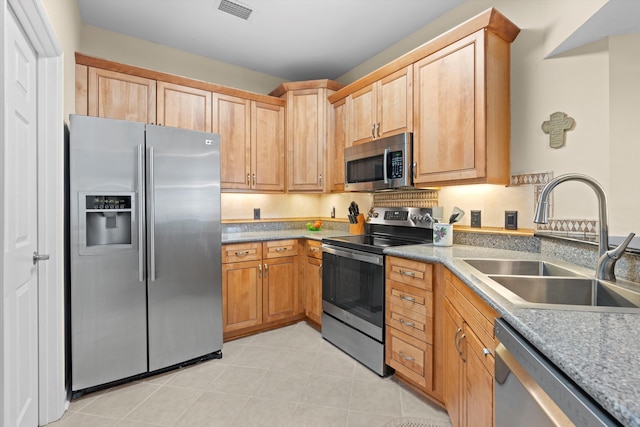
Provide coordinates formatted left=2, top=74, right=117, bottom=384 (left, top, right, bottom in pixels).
left=533, top=173, right=635, bottom=281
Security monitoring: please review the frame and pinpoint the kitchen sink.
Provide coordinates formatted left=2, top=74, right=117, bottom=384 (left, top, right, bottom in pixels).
left=488, top=276, right=640, bottom=308
left=462, top=259, right=584, bottom=277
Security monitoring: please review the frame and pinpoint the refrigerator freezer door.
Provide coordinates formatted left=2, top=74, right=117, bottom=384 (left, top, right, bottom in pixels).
left=145, top=125, right=222, bottom=371
left=69, top=115, right=148, bottom=390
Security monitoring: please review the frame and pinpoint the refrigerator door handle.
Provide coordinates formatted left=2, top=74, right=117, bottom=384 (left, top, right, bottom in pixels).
left=137, top=144, right=145, bottom=282
left=148, top=146, right=156, bottom=282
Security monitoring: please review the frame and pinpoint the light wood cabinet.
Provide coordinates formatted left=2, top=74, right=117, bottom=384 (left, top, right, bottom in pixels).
left=443, top=268, right=497, bottom=427
left=270, top=80, right=342, bottom=192
left=157, top=81, right=211, bottom=132
left=213, top=93, right=285, bottom=192
left=303, top=239, right=323, bottom=325
left=81, top=66, right=157, bottom=123
left=348, top=66, right=412, bottom=146
left=385, top=256, right=434, bottom=391
left=221, top=240, right=299, bottom=338
left=413, top=30, right=512, bottom=186
left=328, top=98, right=347, bottom=192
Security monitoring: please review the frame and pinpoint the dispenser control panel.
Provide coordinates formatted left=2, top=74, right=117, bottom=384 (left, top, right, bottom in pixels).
left=86, top=195, right=132, bottom=210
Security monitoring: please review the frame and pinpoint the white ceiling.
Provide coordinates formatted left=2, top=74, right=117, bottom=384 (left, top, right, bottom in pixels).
left=76, top=0, right=465, bottom=81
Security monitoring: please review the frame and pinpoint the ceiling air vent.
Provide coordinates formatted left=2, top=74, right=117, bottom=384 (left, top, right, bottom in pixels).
left=218, top=0, right=253, bottom=20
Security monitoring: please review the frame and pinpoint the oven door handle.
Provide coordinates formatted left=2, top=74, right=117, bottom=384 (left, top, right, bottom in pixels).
left=322, top=245, right=384, bottom=266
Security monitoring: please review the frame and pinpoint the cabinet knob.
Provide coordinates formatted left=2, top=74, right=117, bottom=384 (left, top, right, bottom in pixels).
left=247, top=173, right=250, bottom=185
left=264, top=263, right=269, bottom=277
left=371, top=124, right=376, bottom=139
left=376, top=122, right=380, bottom=138
left=258, top=264, right=262, bottom=279
left=252, top=173, right=256, bottom=186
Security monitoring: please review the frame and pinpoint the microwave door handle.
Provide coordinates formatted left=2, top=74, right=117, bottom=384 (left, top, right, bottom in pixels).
left=383, top=148, right=390, bottom=184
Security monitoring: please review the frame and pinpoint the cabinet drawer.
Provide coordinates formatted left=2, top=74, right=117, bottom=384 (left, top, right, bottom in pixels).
left=387, top=303, right=433, bottom=343
left=386, top=280, right=432, bottom=316
left=263, top=239, right=298, bottom=259
left=222, top=242, right=262, bottom=263
left=306, top=239, right=322, bottom=259
left=386, top=326, right=432, bottom=389
left=386, top=256, right=432, bottom=290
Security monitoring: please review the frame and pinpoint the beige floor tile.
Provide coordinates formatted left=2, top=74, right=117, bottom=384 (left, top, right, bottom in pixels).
left=230, top=397, right=297, bottom=427
left=142, top=370, right=176, bottom=386
left=173, top=391, right=248, bottom=427
left=347, top=410, right=395, bottom=427
left=299, top=374, right=353, bottom=409
left=79, top=382, right=160, bottom=419
left=399, top=385, right=451, bottom=421
left=53, top=412, right=119, bottom=427
left=165, top=359, right=227, bottom=390
left=252, top=369, right=309, bottom=402
left=67, top=393, right=99, bottom=413
left=271, top=348, right=318, bottom=372
left=115, top=420, right=165, bottom=427
left=217, top=339, right=246, bottom=364
left=312, top=349, right=356, bottom=377
left=350, top=378, right=402, bottom=417
left=229, top=345, right=281, bottom=369
left=290, top=403, right=349, bottom=427
left=353, top=360, right=384, bottom=381
left=124, top=385, right=201, bottom=426
left=207, top=365, right=267, bottom=396
left=247, top=327, right=293, bottom=348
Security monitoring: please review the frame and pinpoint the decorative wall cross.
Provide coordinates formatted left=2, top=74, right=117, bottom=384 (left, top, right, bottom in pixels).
left=542, top=112, right=575, bottom=149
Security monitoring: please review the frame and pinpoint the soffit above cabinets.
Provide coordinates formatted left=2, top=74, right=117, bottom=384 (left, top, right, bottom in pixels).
left=547, top=0, right=640, bottom=58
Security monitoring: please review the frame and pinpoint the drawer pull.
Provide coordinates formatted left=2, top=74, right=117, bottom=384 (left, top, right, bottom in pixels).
left=275, top=247, right=287, bottom=252
left=258, top=264, right=262, bottom=279
left=399, top=352, right=415, bottom=362
left=453, top=327, right=463, bottom=356
left=399, top=294, right=415, bottom=302
left=483, top=348, right=492, bottom=357
left=234, top=250, right=249, bottom=257
left=310, top=247, right=320, bottom=253
left=399, top=318, right=415, bottom=328
left=399, top=269, right=415, bottom=277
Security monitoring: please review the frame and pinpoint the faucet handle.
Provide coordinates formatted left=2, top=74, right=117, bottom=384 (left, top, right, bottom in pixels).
left=608, top=232, right=636, bottom=260
left=597, top=232, right=635, bottom=281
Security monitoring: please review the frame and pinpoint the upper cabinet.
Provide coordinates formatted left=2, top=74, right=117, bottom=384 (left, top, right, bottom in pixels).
left=413, top=30, right=511, bottom=186
left=348, top=66, right=413, bottom=146
left=328, top=98, right=347, bottom=192
left=212, top=94, right=285, bottom=192
left=330, top=8, right=520, bottom=187
left=270, top=80, right=343, bottom=192
left=80, top=66, right=156, bottom=123
left=157, top=81, right=212, bottom=132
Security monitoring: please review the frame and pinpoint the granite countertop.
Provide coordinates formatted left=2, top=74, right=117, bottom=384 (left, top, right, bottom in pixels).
left=222, top=229, right=348, bottom=243
left=222, top=230, right=639, bottom=426
left=385, top=244, right=640, bottom=427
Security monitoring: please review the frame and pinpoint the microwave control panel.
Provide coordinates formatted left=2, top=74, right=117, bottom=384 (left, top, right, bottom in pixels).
left=390, top=151, right=403, bottom=178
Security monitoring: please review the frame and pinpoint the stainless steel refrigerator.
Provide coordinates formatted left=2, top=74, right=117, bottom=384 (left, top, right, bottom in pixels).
left=69, top=115, right=222, bottom=392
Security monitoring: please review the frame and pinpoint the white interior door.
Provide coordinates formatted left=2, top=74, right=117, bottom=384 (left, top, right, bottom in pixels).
left=4, top=7, right=39, bottom=427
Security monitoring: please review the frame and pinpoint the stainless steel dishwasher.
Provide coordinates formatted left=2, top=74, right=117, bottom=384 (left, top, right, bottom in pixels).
left=494, top=319, right=620, bottom=427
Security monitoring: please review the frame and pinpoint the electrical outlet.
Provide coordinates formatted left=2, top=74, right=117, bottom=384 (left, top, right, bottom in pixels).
left=253, top=208, right=260, bottom=220
left=471, top=210, right=482, bottom=228
left=505, top=211, right=518, bottom=230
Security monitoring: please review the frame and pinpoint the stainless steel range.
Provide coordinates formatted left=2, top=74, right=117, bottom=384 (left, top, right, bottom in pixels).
left=321, top=206, right=441, bottom=376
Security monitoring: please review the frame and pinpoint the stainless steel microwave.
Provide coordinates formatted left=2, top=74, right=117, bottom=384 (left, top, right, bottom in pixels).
left=344, top=132, right=413, bottom=191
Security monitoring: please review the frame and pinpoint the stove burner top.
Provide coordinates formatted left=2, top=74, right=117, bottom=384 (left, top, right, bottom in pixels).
left=325, top=234, right=425, bottom=252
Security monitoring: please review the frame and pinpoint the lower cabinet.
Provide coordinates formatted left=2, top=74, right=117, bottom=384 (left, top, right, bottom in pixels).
left=443, top=268, right=497, bottom=427
left=303, top=239, right=323, bottom=325
left=385, top=256, right=438, bottom=394
left=222, top=240, right=300, bottom=338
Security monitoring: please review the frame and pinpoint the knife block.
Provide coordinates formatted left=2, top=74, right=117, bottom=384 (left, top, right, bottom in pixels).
left=349, top=214, right=365, bottom=235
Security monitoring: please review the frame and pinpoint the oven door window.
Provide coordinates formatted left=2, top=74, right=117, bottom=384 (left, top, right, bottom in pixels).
left=322, top=250, right=384, bottom=329
left=346, top=154, right=384, bottom=184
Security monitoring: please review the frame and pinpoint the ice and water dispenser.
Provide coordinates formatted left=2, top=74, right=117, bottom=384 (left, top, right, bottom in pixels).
left=79, top=192, right=137, bottom=254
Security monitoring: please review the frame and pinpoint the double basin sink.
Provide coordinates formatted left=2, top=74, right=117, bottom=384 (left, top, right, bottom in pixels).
left=461, top=258, right=640, bottom=311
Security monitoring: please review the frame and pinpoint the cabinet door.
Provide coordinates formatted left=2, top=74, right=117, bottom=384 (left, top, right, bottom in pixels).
left=263, top=256, right=298, bottom=323
left=213, top=93, right=251, bottom=190
left=443, top=299, right=464, bottom=427
left=305, top=256, right=322, bottom=325
left=464, top=324, right=494, bottom=427
left=252, top=101, right=285, bottom=191
left=87, top=67, right=156, bottom=123
left=222, top=260, right=263, bottom=333
left=157, top=81, right=212, bottom=132
left=348, top=84, right=376, bottom=145
left=287, top=89, right=325, bottom=191
left=413, top=33, right=482, bottom=185
left=329, top=98, right=347, bottom=192
left=378, top=66, right=413, bottom=138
